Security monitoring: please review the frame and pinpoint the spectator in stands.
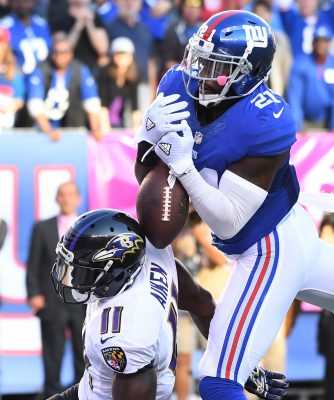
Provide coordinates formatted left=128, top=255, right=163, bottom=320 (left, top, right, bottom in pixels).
left=98, top=37, right=141, bottom=131
left=96, top=0, right=118, bottom=26
left=201, top=0, right=226, bottom=21
left=26, top=32, right=102, bottom=141
left=162, top=0, right=203, bottom=73
left=0, top=0, right=10, bottom=18
left=1, top=0, right=52, bottom=75
left=140, top=0, right=173, bottom=75
left=277, top=0, right=334, bottom=58
left=0, top=26, right=24, bottom=130
left=106, top=0, right=157, bottom=109
left=33, top=0, right=50, bottom=19
left=317, top=213, right=334, bottom=400
left=253, top=0, right=292, bottom=96
left=48, top=0, right=109, bottom=75
left=26, top=181, right=86, bottom=400
left=287, top=25, right=334, bottom=133
left=1, top=0, right=52, bottom=127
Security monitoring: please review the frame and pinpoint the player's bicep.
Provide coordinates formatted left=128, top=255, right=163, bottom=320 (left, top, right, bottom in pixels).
left=112, top=366, right=157, bottom=400
left=227, top=151, right=289, bottom=191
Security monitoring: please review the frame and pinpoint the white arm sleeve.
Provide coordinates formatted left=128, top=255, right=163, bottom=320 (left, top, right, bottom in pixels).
left=83, top=97, right=101, bottom=113
left=27, top=99, right=46, bottom=117
left=179, top=167, right=268, bottom=240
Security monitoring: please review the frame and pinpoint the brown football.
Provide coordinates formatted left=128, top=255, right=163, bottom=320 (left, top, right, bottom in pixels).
left=136, top=162, right=189, bottom=248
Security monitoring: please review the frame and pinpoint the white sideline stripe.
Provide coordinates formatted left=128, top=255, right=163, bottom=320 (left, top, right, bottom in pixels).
left=298, top=191, right=334, bottom=212
left=0, top=316, right=42, bottom=352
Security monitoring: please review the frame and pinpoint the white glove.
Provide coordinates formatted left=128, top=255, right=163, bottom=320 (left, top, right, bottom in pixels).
left=155, top=120, right=194, bottom=177
left=135, top=92, right=190, bottom=145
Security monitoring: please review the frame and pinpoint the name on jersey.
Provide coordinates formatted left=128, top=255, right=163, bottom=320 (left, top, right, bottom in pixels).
left=150, top=263, right=168, bottom=309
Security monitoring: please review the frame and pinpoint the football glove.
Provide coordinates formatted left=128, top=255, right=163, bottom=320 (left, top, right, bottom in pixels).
left=244, top=366, right=289, bottom=400
left=135, top=92, right=190, bottom=145
left=155, top=119, right=194, bottom=177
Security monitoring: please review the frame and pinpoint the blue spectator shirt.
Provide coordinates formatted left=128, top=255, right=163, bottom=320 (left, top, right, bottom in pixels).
left=158, top=66, right=299, bottom=255
left=288, top=54, right=334, bottom=131
left=1, top=14, right=52, bottom=75
left=102, top=1, right=167, bottom=57
left=141, top=1, right=169, bottom=41
left=106, top=17, right=153, bottom=82
left=97, top=1, right=118, bottom=27
left=280, top=6, right=334, bottom=57
left=27, top=63, right=99, bottom=127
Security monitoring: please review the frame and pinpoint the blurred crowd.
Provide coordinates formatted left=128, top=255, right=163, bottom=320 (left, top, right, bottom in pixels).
left=1, top=1, right=334, bottom=399
left=0, top=0, right=333, bottom=141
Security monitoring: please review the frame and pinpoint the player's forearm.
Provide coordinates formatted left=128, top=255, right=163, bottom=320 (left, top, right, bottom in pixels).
left=176, top=258, right=215, bottom=339
left=47, top=383, right=79, bottom=399
left=188, top=284, right=215, bottom=339
left=85, top=25, right=109, bottom=56
left=32, top=114, right=53, bottom=135
left=67, top=21, right=84, bottom=49
left=189, top=308, right=213, bottom=339
left=179, top=167, right=267, bottom=240
left=135, top=142, right=160, bottom=184
left=87, top=111, right=101, bottom=136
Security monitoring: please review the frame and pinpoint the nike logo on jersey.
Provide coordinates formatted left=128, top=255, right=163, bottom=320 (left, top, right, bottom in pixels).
left=146, top=117, right=155, bottom=131
left=100, top=335, right=115, bottom=344
left=158, top=142, right=171, bottom=155
left=273, top=107, right=284, bottom=119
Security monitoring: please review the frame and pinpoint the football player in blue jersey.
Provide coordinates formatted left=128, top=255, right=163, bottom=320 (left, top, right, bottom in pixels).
left=135, top=9, right=334, bottom=400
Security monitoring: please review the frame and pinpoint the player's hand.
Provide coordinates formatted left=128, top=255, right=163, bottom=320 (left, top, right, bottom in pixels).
left=135, top=92, right=190, bottom=145
left=244, top=366, right=289, bottom=400
left=29, top=295, right=46, bottom=314
left=155, top=119, right=194, bottom=177
left=47, top=129, right=62, bottom=142
left=91, top=129, right=104, bottom=141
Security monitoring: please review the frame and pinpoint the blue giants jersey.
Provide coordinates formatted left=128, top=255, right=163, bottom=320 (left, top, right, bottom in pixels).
left=158, top=66, right=299, bottom=255
left=1, top=14, right=52, bottom=75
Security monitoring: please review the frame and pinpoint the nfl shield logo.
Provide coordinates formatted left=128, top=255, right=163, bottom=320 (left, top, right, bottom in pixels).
left=194, top=131, right=203, bottom=144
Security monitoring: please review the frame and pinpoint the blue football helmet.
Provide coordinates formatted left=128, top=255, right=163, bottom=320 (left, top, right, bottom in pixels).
left=181, top=10, right=276, bottom=105
left=51, top=209, right=146, bottom=304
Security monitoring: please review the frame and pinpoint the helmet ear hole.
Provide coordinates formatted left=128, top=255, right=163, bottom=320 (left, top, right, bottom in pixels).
left=114, top=271, right=125, bottom=282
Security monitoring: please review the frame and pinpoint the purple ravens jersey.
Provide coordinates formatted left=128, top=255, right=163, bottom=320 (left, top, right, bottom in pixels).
left=158, top=66, right=299, bottom=255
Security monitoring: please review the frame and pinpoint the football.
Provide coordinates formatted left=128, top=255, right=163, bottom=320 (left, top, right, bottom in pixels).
left=136, top=162, right=189, bottom=248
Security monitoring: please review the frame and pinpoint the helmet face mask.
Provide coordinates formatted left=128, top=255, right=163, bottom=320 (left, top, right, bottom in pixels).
left=51, top=209, right=146, bottom=304
left=181, top=10, right=276, bottom=106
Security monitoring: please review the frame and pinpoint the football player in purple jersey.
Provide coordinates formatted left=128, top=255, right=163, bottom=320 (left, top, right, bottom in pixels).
left=48, top=209, right=288, bottom=400
left=135, top=9, right=334, bottom=400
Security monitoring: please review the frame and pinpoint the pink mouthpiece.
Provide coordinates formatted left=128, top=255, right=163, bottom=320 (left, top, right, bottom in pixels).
left=217, top=75, right=227, bottom=86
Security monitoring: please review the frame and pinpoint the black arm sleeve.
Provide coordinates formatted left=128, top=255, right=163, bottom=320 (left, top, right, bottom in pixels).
left=47, top=383, right=79, bottom=400
left=135, top=142, right=161, bottom=184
